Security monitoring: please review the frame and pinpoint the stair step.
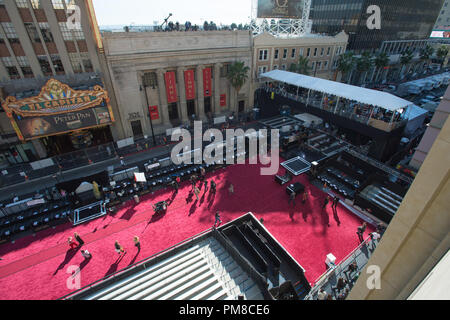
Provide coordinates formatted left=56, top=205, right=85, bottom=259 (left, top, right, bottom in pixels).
left=88, top=244, right=203, bottom=300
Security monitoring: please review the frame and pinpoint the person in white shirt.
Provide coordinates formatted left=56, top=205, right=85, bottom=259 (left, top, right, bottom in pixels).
left=81, top=249, right=92, bottom=259
left=317, top=289, right=327, bottom=300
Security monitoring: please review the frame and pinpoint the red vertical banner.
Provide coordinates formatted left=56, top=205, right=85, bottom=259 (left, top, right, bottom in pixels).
left=220, top=94, right=226, bottom=107
left=203, top=67, right=212, bottom=97
left=184, top=69, right=196, bottom=100
left=164, top=71, right=178, bottom=103
left=149, top=105, right=159, bottom=120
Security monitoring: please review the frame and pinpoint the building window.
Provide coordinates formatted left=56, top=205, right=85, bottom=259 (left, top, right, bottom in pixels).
left=281, top=64, right=286, bottom=70
left=291, top=48, right=296, bottom=58
left=80, top=52, right=92, bottom=72
left=1, top=23, right=19, bottom=42
left=299, top=48, right=304, bottom=56
left=220, top=64, right=230, bottom=77
left=39, top=23, right=54, bottom=43
left=327, top=47, right=331, bottom=56
left=258, top=49, right=268, bottom=61
left=274, top=49, right=279, bottom=59
left=273, top=65, right=278, bottom=70
left=15, top=0, right=28, bottom=8
left=306, top=48, right=310, bottom=57
left=31, top=0, right=41, bottom=9
left=311, top=61, right=315, bottom=70
left=38, top=55, right=52, bottom=75
left=143, top=72, right=158, bottom=87
left=313, top=48, right=317, bottom=56
left=24, top=23, right=40, bottom=43
left=283, top=48, right=287, bottom=59
left=323, top=61, right=328, bottom=70
left=51, top=0, right=65, bottom=9
left=1, top=57, right=19, bottom=79
left=68, top=52, right=82, bottom=73
left=320, top=48, right=324, bottom=56
left=258, top=66, right=267, bottom=76
left=316, top=61, right=322, bottom=70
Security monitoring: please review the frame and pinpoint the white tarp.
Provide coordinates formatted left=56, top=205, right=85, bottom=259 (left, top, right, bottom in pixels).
left=261, top=70, right=413, bottom=111
left=293, top=113, right=323, bottom=127
left=75, top=182, right=93, bottom=194
left=134, top=172, right=147, bottom=182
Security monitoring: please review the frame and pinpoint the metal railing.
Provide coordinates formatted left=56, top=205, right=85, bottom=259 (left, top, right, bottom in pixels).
left=304, top=236, right=376, bottom=300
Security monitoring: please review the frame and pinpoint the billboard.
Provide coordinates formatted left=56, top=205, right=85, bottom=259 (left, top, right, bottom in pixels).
left=2, top=79, right=114, bottom=141
left=164, top=71, right=178, bottom=103
left=430, top=30, right=450, bottom=39
left=203, top=67, right=212, bottom=97
left=257, top=0, right=303, bottom=19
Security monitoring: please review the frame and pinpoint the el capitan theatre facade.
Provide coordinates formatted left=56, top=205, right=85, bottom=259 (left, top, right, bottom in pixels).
left=2, top=79, right=115, bottom=154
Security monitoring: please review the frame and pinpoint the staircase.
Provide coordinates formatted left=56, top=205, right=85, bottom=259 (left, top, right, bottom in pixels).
left=360, top=185, right=403, bottom=215
left=84, top=238, right=262, bottom=300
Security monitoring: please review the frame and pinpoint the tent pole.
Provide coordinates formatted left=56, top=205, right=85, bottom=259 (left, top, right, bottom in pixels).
left=320, top=92, right=325, bottom=109
left=367, top=106, right=374, bottom=125
left=306, top=89, right=311, bottom=106
left=296, top=86, right=299, bottom=101
left=334, top=97, right=340, bottom=114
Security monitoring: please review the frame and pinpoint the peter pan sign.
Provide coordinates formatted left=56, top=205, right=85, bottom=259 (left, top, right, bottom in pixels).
left=1, top=79, right=115, bottom=141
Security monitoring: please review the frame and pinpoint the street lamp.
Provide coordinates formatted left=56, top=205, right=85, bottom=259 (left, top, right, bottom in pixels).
left=140, top=80, right=157, bottom=145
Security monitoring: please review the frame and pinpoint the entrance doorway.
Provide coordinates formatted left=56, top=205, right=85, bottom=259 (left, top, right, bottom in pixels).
left=204, top=97, right=212, bottom=114
left=187, top=100, right=195, bottom=118
left=238, top=100, right=245, bottom=113
left=131, top=120, right=143, bottom=137
left=168, top=102, right=179, bottom=123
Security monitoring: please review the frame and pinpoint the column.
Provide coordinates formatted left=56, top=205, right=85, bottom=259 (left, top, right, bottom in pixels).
left=177, top=67, right=189, bottom=122
left=156, top=69, right=171, bottom=126
left=196, top=65, right=205, bottom=119
left=214, top=63, right=222, bottom=116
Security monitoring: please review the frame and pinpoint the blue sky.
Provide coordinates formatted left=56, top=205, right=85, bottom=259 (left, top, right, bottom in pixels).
left=92, top=0, right=253, bottom=26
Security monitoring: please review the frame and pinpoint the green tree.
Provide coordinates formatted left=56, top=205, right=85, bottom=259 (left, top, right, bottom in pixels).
left=436, top=45, right=449, bottom=68
left=226, top=61, right=250, bottom=112
left=420, top=45, right=434, bottom=72
left=356, top=51, right=373, bottom=85
left=336, top=52, right=355, bottom=83
left=297, top=56, right=311, bottom=75
left=399, top=49, right=413, bottom=79
left=372, top=52, right=389, bottom=83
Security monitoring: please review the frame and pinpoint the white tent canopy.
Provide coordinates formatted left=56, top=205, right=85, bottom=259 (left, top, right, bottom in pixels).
left=260, top=70, right=413, bottom=112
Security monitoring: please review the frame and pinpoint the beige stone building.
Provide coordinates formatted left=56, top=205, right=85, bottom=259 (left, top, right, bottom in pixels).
left=348, top=112, right=450, bottom=300
left=409, top=86, right=450, bottom=169
left=101, top=30, right=253, bottom=139
left=252, top=31, right=348, bottom=82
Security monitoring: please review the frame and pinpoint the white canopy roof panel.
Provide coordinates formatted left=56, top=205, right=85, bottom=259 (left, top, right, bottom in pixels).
left=260, top=70, right=413, bottom=111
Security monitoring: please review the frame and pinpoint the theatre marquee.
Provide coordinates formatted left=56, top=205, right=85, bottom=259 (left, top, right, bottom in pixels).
left=2, top=79, right=115, bottom=141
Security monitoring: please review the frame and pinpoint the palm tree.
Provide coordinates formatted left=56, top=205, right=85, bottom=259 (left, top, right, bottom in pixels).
left=436, top=45, right=449, bottom=68
left=356, top=51, right=373, bottom=85
left=226, top=61, right=250, bottom=113
left=297, top=56, right=311, bottom=75
left=289, top=63, right=297, bottom=72
left=372, top=52, right=389, bottom=83
left=336, top=52, right=355, bottom=83
left=399, top=49, right=413, bottom=79
left=420, top=45, right=434, bottom=73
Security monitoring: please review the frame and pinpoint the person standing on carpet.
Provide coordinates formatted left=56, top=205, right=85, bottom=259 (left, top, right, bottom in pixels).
left=81, top=249, right=92, bottom=259
left=115, top=240, right=125, bottom=255
left=288, top=191, right=296, bottom=207
left=332, top=196, right=340, bottom=211
left=302, top=190, right=308, bottom=204
left=203, top=179, right=208, bottom=192
left=214, top=211, right=222, bottom=228
left=67, top=237, right=78, bottom=250
left=74, top=232, right=84, bottom=246
left=357, top=222, right=367, bottom=242
left=133, top=236, right=140, bottom=252
left=210, top=180, right=216, bottom=194
left=228, top=183, right=234, bottom=195
left=193, top=186, right=200, bottom=201
left=322, top=196, right=330, bottom=210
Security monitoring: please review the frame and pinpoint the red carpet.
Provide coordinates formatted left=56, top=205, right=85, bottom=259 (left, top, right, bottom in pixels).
left=0, top=163, right=372, bottom=300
